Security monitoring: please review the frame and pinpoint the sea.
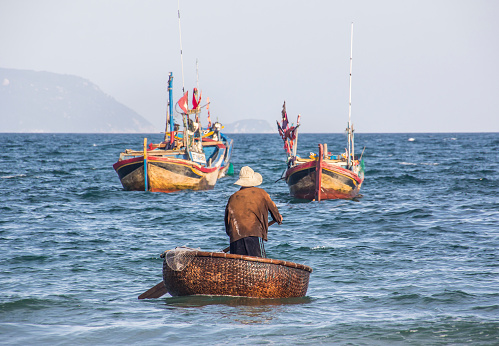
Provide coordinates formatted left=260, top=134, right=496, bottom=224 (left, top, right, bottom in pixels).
left=0, top=132, right=498, bottom=345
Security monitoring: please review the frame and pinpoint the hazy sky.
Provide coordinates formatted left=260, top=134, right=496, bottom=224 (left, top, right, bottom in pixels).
left=1, top=0, right=498, bottom=133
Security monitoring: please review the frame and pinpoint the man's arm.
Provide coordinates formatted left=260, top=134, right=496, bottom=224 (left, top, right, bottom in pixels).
left=266, top=194, right=283, bottom=225
left=224, top=201, right=230, bottom=236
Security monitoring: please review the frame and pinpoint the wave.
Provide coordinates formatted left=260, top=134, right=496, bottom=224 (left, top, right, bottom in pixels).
left=0, top=174, right=27, bottom=179
left=377, top=174, right=427, bottom=184
left=398, top=162, right=439, bottom=166
left=0, top=296, right=76, bottom=312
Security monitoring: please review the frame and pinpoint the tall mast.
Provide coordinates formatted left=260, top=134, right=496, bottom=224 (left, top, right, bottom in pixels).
left=196, top=58, right=199, bottom=90
left=177, top=0, right=187, bottom=151
left=195, top=58, right=201, bottom=148
left=177, top=0, right=185, bottom=93
left=168, top=73, right=174, bottom=144
left=347, top=22, right=354, bottom=167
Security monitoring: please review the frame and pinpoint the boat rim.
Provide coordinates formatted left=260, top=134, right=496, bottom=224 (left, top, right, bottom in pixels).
left=162, top=249, right=313, bottom=273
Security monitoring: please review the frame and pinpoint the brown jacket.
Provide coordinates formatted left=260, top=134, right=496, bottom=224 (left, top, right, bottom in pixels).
left=225, top=187, right=282, bottom=243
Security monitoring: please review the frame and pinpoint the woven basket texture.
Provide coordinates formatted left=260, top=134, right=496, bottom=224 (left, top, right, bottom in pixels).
left=162, top=252, right=311, bottom=298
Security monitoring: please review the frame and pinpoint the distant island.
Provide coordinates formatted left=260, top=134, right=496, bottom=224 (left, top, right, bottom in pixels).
left=222, top=119, right=274, bottom=134
left=0, top=67, right=275, bottom=134
left=0, top=67, right=155, bottom=133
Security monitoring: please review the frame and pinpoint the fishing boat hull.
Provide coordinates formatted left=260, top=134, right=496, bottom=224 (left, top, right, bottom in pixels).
left=165, top=133, right=234, bottom=179
left=113, top=156, right=221, bottom=192
left=161, top=250, right=312, bottom=298
left=285, top=159, right=363, bottom=200
left=218, top=137, right=234, bottom=178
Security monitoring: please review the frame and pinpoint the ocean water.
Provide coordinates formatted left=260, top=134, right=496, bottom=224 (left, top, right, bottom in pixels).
left=0, top=132, right=498, bottom=345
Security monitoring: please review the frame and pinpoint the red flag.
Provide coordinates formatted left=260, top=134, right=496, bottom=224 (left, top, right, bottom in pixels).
left=285, top=126, right=297, bottom=140
left=178, top=91, right=189, bottom=113
left=192, top=88, right=202, bottom=109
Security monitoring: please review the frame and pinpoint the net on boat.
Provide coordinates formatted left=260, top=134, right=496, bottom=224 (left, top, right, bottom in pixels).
left=164, top=247, right=198, bottom=271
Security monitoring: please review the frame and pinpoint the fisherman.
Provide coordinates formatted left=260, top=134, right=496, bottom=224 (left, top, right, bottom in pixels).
left=224, top=166, right=283, bottom=258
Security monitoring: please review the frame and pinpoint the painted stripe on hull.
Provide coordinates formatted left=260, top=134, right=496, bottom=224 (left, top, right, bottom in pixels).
left=113, top=157, right=220, bottom=192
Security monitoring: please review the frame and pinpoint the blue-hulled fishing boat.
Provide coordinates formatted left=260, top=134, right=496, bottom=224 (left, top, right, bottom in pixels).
left=113, top=73, right=233, bottom=192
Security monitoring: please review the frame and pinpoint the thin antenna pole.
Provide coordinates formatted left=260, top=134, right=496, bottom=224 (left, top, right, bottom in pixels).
left=348, top=22, right=354, bottom=167
left=178, top=0, right=185, bottom=93
left=196, top=58, right=199, bottom=90
left=195, top=58, right=201, bottom=146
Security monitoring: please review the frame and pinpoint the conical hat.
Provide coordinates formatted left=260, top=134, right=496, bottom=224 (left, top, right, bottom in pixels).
left=234, top=166, right=262, bottom=187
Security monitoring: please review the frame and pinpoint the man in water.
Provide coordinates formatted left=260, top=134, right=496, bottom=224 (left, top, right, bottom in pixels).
left=224, top=166, right=283, bottom=257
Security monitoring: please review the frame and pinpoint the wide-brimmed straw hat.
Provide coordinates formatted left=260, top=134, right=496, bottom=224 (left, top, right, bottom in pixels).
left=234, top=166, right=262, bottom=187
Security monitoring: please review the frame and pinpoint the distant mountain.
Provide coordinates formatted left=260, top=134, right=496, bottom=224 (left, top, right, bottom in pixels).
left=223, top=119, right=275, bottom=133
left=0, top=67, right=156, bottom=133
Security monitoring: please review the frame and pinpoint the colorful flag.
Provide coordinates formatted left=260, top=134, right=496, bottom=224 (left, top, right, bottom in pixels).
left=192, top=88, right=202, bottom=109
left=285, top=126, right=298, bottom=140
left=281, top=101, right=289, bottom=130
left=277, top=120, right=284, bottom=138
left=178, top=91, right=189, bottom=113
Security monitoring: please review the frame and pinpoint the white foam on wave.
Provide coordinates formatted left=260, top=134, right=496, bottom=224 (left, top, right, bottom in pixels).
left=1, top=174, right=26, bottom=179
left=399, top=162, right=439, bottom=166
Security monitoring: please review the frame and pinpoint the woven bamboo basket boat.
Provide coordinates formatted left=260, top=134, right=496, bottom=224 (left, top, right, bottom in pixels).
left=160, top=248, right=313, bottom=298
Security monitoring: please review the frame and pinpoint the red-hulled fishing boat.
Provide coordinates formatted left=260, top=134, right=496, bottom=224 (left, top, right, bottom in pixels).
left=276, top=24, right=364, bottom=201
left=284, top=143, right=363, bottom=200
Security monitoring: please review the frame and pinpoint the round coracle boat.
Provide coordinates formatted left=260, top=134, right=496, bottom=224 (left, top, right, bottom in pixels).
left=160, top=247, right=313, bottom=298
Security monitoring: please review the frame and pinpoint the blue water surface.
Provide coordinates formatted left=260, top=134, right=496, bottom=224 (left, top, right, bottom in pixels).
left=0, top=132, right=498, bottom=345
